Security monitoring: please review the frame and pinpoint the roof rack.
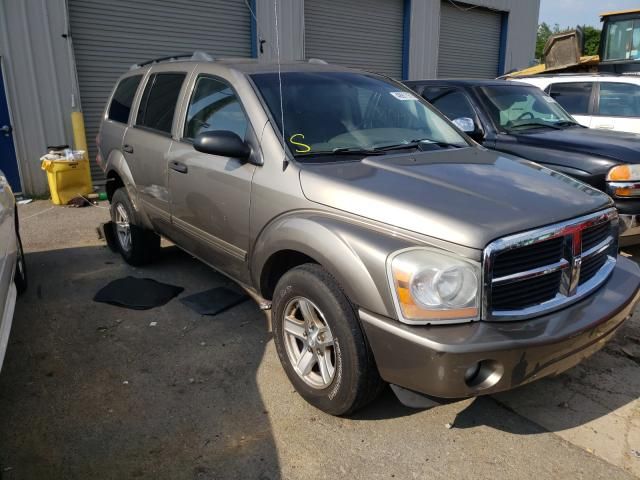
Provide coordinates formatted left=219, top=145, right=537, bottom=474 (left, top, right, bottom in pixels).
left=513, top=72, right=623, bottom=79
left=132, top=51, right=214, bottom=69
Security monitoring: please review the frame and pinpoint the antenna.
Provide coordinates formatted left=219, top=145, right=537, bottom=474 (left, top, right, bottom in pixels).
left=274, top=0, right=288, bottom=170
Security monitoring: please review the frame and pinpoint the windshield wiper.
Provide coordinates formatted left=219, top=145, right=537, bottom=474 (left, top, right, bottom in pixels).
left=374, top=138, right=464, bottom=152
left=298, top=147, right=386, bottom=157
left=507, top=121, right=564, bottom=131
left=553, top=120, right=581, bottom=127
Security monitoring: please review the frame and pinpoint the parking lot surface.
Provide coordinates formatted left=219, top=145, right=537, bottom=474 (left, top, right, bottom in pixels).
left=0, top=201, right=639, bottom=479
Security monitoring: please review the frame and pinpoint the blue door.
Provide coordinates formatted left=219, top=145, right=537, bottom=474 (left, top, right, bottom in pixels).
left=0, top=64, right=20, bottom=192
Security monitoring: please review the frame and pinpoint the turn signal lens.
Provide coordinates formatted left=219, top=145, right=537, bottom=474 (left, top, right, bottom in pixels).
left=607, top=164, right=640, bottom=181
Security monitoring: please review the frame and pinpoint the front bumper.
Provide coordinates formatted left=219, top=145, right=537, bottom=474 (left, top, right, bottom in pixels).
left=360, top=255, right=640, bottom=399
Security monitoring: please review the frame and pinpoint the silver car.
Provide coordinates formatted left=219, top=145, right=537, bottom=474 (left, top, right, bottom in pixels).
left=98, top=57, right=640, bottom=415
left=0, top=170, right=26, bottom=371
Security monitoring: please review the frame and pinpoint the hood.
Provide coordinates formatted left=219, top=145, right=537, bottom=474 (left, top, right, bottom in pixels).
left=299, top=147, right=612, bottom=250
left=513, top=126, right=640, bottom=163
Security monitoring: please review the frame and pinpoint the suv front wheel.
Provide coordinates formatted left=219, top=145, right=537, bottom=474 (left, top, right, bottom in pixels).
left=272, top=263, right=384, bottom=415
left=110, top=188, right=160, bottom=266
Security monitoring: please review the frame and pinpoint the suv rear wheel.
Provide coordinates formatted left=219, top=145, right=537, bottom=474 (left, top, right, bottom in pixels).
left=110, top=188, right=160, bottom=265
left=272, top=263, right=384, bottom=415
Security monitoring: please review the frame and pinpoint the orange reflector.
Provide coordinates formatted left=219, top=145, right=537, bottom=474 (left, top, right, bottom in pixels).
left=609, top=165, right=631, bottom=181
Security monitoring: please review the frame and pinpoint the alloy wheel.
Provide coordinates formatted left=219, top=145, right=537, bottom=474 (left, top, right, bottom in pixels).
left=282, top=296, right=337, bottom=389
left=114, top=203, right=132, bottom=252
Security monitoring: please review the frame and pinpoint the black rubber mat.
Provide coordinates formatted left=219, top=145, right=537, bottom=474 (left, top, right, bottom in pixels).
left=180, top=286, right=249, bottom=315
left=94, top=276, right=184, bottom=310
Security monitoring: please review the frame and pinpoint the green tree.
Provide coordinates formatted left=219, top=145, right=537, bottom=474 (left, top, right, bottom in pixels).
left=582, top=25, right=601, bottom=55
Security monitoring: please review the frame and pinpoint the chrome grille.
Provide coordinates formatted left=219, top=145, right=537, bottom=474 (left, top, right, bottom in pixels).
left=483, top=208, right=618, bottom=321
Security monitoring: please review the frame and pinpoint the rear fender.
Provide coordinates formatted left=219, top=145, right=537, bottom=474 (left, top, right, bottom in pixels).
left=105, top=150, right=153, bottom=229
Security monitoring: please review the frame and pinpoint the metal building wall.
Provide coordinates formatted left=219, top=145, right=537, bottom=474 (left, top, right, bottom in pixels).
left=0, top=0, right=76, bottom=196
left=408, top=0, right=541, bottom=80
left=255, top=0, right=304, bottom=62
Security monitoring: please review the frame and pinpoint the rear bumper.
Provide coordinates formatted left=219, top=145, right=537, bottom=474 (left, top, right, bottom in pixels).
left=360, top=255, right=640, bottom=399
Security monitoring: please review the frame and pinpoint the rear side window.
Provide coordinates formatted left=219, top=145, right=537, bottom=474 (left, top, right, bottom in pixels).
left=422, top=87, right=477, bottom=121
left=547, top=82, right=592, bottom=115
left=598, top=82, right=640, bottom=117
left=184, top=76, right=248, bottom=140
left=108, top=75, right=142, bottom=123
left=136, top=73, right=186, bottom=134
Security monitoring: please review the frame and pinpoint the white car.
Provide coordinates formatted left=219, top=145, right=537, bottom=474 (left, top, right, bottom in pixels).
left=511, top=74, right=640, bottom=135
left=0, top=170, right=26, bottom=372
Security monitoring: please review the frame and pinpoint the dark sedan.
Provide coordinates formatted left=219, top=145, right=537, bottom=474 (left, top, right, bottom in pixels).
left=405, top=79, right=640, bottom=245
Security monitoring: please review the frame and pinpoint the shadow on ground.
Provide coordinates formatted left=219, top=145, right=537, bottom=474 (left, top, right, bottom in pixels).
left=451, top=312, right=640, bottom=436
left=0, top=245, right=280, bottom=480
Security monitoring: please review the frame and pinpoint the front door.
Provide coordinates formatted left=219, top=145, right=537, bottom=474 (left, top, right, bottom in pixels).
left=168, top=73, right=256, bottom=283
left=0, top=64, right=20, bottom=192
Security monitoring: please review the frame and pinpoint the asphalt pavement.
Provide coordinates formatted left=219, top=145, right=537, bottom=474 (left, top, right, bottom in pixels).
left=0, top=201, right=638, bottom=480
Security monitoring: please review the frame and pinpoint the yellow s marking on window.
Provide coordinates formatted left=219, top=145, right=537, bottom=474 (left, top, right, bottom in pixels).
left=289, top=133, right=311, bottom=153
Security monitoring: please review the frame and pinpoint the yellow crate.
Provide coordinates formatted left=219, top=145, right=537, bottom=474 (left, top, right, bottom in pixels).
left=41, top=158, right=93, bottom=205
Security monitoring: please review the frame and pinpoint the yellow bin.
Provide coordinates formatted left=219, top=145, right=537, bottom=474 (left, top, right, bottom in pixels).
left=41, top=158, right=93, bottom=205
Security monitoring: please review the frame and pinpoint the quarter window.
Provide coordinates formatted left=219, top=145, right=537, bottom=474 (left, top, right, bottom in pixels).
left=184, top=76, right=248, bottom=140
left=547, top=82, right=592, bottom=115
left=108, top=75, right=142, bottom=123
left=136, top=73, right=186, bottom=134
left=598, top=82, right=640, bottom=117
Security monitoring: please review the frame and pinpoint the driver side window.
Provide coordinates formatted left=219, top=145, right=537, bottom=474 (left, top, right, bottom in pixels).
left=184, top=76, right=248, bottom=141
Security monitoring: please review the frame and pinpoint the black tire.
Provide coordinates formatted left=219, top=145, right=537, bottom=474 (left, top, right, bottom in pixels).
left=110, top=188, right=160, bottom=266
left=272, top=263, right=384, bottom=416
left=14, top=216, right=27, bottom=295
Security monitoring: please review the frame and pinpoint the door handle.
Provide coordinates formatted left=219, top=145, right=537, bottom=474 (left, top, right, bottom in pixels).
left=123, top=144, right=134, bottom=153
left=595, top=125, right=614, bottom=130
left=169, top=160, right=188, bottom=174
left=0, top=124, right=12, bottom=136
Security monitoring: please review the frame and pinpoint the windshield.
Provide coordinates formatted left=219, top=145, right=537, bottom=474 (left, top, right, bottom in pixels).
left=603, top=18, right=640, bottom=61
left=480, top=85, right=578, bottom=132
left=250, top=71, right=469, bottom=160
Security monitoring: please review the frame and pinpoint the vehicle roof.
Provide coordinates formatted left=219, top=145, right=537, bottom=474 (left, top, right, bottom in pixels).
left=512, top=74, right=640, bottom=85
left=128, top=58, right=366, bottom=76
left=600, top=8, right=640, bottom=18
left=405, top=79, right=531, bottom=88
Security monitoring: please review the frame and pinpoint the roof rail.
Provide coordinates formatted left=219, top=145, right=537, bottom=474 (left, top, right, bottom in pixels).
left=308, top=58, right=328, bottom=65
left=132, top=51, right=214, bottom=69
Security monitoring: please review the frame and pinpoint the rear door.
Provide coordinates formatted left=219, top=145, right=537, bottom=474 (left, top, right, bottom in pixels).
left=546, top=82, right=594, bottom=127
left=124, top=69, right=189, bottom=230
left=98, top=74, right=144, bottom=169
left=593, top=82, right=640, bottom=134
left=168, top=71, right=256, bottom=282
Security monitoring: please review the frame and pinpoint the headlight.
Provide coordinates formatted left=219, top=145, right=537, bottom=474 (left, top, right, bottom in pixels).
left=607, top=165, right=640, bottom=198
left=387, top=248, right=481, bottom=325
left=607, top=164, right=640, bottom=181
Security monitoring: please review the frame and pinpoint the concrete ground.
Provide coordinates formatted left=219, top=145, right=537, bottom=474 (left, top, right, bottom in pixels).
left=0, top=200, right=639, bottom=480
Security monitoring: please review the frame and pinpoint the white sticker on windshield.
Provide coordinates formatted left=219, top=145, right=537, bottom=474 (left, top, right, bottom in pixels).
left=543, top=96, right=557, bottom=103
left=390, top=91, right=417, bottom=101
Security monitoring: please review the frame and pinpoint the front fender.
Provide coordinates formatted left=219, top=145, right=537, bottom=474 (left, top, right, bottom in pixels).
left=251, top=211, right=421, bottom=319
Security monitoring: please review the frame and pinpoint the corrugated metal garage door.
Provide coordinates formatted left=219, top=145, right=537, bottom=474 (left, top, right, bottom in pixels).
left=68, top=0, right=252, bottom=182
left=304, top=0, right=405, bottom=78
left=438, top=2, right=503, bottom=78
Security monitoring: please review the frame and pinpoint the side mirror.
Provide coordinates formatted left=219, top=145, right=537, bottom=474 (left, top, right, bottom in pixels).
left=452, top=117, right=476, bottom=133
left=193, top=130, right=251, bottom=159
left=452, top=117, right=484, bottom=142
